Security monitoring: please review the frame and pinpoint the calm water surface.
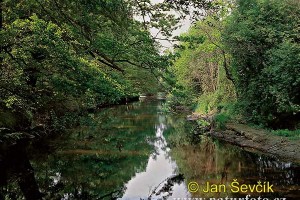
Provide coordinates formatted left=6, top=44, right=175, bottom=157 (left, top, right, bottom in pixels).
left=1, top=99, right=299, bottom=199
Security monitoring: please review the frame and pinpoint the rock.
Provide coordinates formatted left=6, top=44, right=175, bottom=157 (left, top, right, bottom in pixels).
left=212, top=123, right=300, bottom=163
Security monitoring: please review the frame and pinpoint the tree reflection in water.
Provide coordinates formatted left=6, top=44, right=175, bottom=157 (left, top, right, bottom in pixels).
left=1, top=100, right=299, bottom=199
left=0, top=139, right=42, bottom=200
left=169, top=134, right=300, bottom=199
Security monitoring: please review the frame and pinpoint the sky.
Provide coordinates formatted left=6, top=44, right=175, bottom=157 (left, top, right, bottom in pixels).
left=150, top=0, right=192, bottom=50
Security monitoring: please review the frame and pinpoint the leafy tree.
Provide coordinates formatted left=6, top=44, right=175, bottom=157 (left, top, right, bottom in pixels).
left=166, top=1, right=236, bottom=113
left=223, top=0, right=300, bottom=128
left=0, top=0, right=166, bottom=130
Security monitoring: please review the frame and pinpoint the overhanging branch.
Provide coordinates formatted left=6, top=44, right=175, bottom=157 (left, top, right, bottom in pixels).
left=88, top=51, right=125, bottom=73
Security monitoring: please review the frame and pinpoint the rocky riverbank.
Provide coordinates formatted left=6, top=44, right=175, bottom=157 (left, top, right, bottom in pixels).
left=209, top=123, right=300, bottom=164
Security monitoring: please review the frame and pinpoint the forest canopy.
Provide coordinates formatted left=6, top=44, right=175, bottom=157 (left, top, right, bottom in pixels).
left=1, top=0, right=199, bottom=130
left=1, top=0, right=299, bottom=131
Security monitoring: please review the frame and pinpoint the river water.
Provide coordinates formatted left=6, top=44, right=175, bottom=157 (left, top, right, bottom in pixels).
left=1, top=99, right=299, bottom=199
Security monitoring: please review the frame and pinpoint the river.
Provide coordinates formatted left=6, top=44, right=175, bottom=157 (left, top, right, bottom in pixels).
left=1, top=99, right=299, bottom=199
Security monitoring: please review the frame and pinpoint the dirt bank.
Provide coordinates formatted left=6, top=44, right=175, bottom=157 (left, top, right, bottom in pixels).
left=209, top=123, right=300, bottom=164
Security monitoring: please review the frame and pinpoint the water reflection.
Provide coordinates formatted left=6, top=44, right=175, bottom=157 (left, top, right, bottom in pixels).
left=0, top=140, right=42, bottom=200
left=120, top=115, right=189, bottom=200
left=170, top=135, right=300, bottom=199
left=1, top=100, right=299, bottom=199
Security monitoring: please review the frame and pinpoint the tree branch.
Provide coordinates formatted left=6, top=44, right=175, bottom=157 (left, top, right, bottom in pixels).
left=88, top=51, right=125, bottom=73
left=113, top=59, right=150, bottom=69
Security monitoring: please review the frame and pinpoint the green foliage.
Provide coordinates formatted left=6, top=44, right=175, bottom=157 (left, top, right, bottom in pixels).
left=167, top=10, right=236, bottom=114
left=196, top=118, right=210, bottom=128
left=0, top=110, right=17, bottom=129
left=214, top=113, right=230, bottom=130
left=213, top=102, right=246, bottom=130
left=0, top=0, right=170, bottom=131
left=223, top=0, right=300, bottom=127
left=195, top=86, right=235, bottom=115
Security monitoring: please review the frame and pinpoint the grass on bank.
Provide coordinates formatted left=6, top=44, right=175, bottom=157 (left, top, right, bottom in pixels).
left=195, top=99, right=300, bottom=140
left=271, top=129, right=300, bottom=140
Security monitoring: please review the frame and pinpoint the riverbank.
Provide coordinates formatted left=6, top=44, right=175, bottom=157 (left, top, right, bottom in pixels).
left=209, top=123, right=300, bottom=164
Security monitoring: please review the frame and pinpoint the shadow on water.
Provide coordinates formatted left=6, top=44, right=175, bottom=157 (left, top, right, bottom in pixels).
left=0, top=139, right=43, bottom=200
left=0, top=99, right=299, bottom=199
